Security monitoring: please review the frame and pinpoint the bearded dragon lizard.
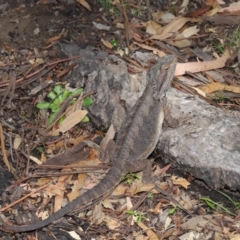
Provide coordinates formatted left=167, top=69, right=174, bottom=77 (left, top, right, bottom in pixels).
left=1, top=55, right=177, bottom=232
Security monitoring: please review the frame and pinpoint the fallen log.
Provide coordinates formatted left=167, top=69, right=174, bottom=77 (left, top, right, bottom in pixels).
left=61, top=44, right=240, bottom=190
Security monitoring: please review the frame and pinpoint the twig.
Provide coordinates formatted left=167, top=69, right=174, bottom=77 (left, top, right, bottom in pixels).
left=0, top=55, right=81, bottom=88
left=0, top=184, right=48, bottom=212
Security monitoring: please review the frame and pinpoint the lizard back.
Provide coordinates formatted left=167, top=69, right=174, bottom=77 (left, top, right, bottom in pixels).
left=1, top=55, right=176, bottom=233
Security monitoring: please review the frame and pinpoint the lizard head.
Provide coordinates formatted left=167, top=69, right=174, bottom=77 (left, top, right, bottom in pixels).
left=149, top=55, right=177, bottom=100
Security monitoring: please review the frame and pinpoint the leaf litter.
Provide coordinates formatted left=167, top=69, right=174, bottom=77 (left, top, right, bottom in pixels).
left=0, top=0, right=240, bottom=239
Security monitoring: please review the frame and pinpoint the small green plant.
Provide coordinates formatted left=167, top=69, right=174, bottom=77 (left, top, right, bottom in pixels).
left=96, top=0, right=111, bottom=9
left=169, top=206, right=178, bottom=215
left=227, top=26, right=240, bottom=51
left=200, top=197, right=235, bottom=216
left=36, top=85, right=92, bottom=126
left=212, top=39, right=225, bottom=54
left=125, top=210, right=148, bottom=223
left=111, top=39, right=118, bottom=48
left=121, top=172, right=139, bottom=184
left=216, top=190, right=240, bottom=210
left=147, top=193, right=154, bottom=199
left=131, top=7, right=144, bottom=17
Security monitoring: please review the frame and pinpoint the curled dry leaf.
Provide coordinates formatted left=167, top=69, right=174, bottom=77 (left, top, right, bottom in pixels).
left=101, top=39, right=113, bottom=49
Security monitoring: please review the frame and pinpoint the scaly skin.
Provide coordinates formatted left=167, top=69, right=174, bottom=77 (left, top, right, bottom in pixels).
left=1, top=55, right=176, bottom=232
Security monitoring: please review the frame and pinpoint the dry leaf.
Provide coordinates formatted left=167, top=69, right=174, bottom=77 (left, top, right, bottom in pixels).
left=51, top=109, right=87, bottom=136
left=44, top=184, right=64, bottom=198
left=181, top=26, right=199, bottom=38
left=102, top=199, right=115, bottom=211
left=93, top=22, right=110, bottom=31
left=180, top=0, right=189, bottom=14
left=30, top=155, right=42, bottom=165
left=45, top=29, right=65, bottom=44
left=191, top=87, right=207, bottom=97
left=175, top=48, right=230, bottom=76
left=37, top=210, right=49, bottom=220
left=144, top=21, right=163, bottom=35
left=112, top=184, right=128, bottom=196
left=171, top=176, right=190, bottom=189
left=101, top=39, right=113, bottom=49
left=128, top=172, right=156, bottom=195
left=151, top=201, right=162, bottom=214
left=164, top=216, right=172, bottom=230
left=219, top=4, right=240, bottom=13
left=199, top=82, right=240, bottom=94
left=104, top=216, right=121, bottom=230
left=92, top=203, right=105, bottom=224
left=67, top=179, right=85, bottom=202
left=36, top=178, right=52, bottom=186
left=133, top=41, right=166, bottom=57
left=230, top=234, right=240, bottom=240
left=179, top=232, right=201, bottom=240
left=169, top=33, right=192, bottom=48
left=149, top=17, right=201, bottom=40
left=68, top=231, right=81, bottom=240
left=77, top=0, right=91, bottom=11
left=100, top=124, right=115, bottom=150
left=137, top=222, right=159, bottom=240
left=126, top=196, right=133, bottom=210
left=161, top=12, right=175, bottom=23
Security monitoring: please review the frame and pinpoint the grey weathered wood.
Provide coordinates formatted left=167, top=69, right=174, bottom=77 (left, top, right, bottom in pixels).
left=62, top=44, right=240, bottom=190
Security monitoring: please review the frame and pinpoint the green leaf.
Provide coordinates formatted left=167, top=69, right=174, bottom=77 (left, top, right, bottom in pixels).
left=58, top=116, right=65, bottom=124
left=82, top=97, right=93, bottom=107
left=36, top=102, right=50, bottom=109
left=49, top=103, right=59, bottom=112
left=81, top=116, right=89, bottom=123
left=200, top=198, right=216, bottom=210
left=53, top=85, right=63, bottom=95
left=169, top=207, right=177, bottom=214
left=47, top=91, right=57, bottom=100
left=52, top=97, right=60, bottom=106
left=147, top=193, right=153, bottom=199
left=36, top=146, right=44, bottom=153
left=217, top=190, right=240, bottom=208
left=47, top=112, right=57, bottom=126
left=59, top=90, right=70, bottom=102
left=70, top=88, right=83, bottom=97
left=111, top=39, right=118, bottom=47
left=125, top=210, right=135, bottom=215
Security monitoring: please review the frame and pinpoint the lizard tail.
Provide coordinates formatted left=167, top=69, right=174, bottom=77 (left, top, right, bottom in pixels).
left=1, top=163, right=124, bottom=232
